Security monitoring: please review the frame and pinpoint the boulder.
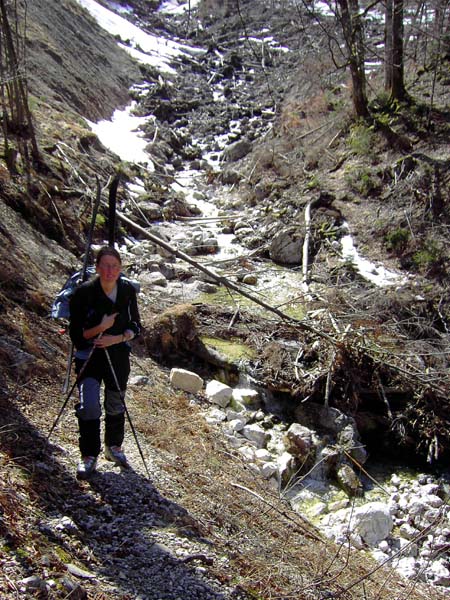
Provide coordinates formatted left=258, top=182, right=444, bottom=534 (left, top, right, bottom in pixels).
left=170, top=368, right=204, bottom=393
left=353, top=502, right=393, bottom=546
left=336, top=463, right=363, bottom=497
left=232, top=388, right=260, bottom=408
left=140, top=271, right=168, bottom=287
left=284, top=423, right=315, bottom=465
left=276, top=451, right=298, bottom=487
left=223, top=138, right=252, bottom=162
left=242, top=423, right=270, bottom=448
left=269, top=227, right=303, bottom=265
left=137, top=200, right=163, bottom=221
left=205, top=380, right=233, bottom=408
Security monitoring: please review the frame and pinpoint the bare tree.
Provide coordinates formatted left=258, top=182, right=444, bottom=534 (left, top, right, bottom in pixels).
left=336, top=0, right=370, bottom=117
left=385, top=0, right=408, bottom=100
left=0, top=0, right=39, bottom=174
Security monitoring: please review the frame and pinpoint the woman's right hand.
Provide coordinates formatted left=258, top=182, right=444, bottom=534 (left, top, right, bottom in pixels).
left=100, top=312, right=118, bottom=332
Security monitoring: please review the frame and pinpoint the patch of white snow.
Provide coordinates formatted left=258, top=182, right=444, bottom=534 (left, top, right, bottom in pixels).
left=85, top=103, right=154, bottom=168
left=341, top=224, right=407, bottom=287
left=76, top=0, right=205, bottom=75
left=159, top=0, right=202, bottom=15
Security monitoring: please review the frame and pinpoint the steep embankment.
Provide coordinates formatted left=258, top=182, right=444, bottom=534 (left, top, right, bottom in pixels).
left=25, top=0, right=141, bottom=120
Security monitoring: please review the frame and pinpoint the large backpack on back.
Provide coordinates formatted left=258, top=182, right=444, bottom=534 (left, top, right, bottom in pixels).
left=51, top=267, right=140, bottom=320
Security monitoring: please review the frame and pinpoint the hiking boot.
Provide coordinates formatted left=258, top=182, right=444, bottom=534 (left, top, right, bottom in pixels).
left=105, top=445, right=130, bottom=469
left=76, top=456, right=97, bottom=480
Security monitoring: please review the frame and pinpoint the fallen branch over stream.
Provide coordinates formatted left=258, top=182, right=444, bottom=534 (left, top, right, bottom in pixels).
left=110, top=204, right=336, bottom=343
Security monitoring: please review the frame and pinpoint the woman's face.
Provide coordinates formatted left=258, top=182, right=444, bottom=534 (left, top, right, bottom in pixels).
left=96, top=254, right=121, bottom=284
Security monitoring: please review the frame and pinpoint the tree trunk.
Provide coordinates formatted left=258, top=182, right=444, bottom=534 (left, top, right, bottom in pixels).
left=337, top=0, right=369, bottom=118
left=385, top=0, right=407, bottom=101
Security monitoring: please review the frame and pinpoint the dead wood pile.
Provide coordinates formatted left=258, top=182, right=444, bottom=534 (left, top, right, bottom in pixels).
left=145, top=301, right=450, bottom=467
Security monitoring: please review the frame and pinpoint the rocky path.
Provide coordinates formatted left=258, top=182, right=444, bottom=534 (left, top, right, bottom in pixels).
left=7, top=362, right=252, bottom=600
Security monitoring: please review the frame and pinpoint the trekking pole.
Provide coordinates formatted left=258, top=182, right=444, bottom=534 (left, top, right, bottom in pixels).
left=104, top=347, right=151, bottom=478
left=61, top=344, right=74, bottom=394
left=46, top=342, right=98, bottom=442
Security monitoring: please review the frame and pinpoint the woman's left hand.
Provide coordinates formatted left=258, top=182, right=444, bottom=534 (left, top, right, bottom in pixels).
left=93, top=334, right=121, bottom=348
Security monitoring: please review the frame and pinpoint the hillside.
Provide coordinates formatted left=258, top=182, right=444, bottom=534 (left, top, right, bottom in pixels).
left=0, top=0, right=449, bottom=598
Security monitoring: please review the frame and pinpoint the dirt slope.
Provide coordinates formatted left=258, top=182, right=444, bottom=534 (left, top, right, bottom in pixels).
left=24, top=0, right=141, bottom=120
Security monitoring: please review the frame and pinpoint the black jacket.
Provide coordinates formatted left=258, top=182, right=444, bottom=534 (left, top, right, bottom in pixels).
left=69, top=276, right=141, bottom=351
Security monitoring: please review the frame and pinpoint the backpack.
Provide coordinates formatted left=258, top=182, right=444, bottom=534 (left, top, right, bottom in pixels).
left=51, top=267, right=140, bottom=320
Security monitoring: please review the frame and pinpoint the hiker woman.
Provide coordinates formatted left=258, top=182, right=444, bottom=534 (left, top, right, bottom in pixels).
left=69, top=246, right=141, bottom=479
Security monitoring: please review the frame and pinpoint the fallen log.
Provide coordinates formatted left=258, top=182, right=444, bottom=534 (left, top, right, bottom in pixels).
left=109, top=203, right=336, bottom=343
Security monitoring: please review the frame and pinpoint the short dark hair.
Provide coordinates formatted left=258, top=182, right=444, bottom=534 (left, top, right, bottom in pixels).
left=96, top=246, right=122, bottom=266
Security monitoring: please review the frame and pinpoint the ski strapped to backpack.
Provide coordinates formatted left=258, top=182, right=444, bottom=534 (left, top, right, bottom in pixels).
left=108, top=173, right=120, bottom=248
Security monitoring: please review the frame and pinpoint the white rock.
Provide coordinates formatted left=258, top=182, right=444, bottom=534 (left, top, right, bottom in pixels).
left=390, top=474, right=401, bottom=487
left=408, top=495, right=428, bottom=519
left=419, top=483, right=440, bottom=495
left=276, top=451, right=297, bottom=486
left=422, top=507, right=441, bottom=527
left=205, top=380, right=233, bottom=407
left=238, top=445, right=256, bottom=461
left=372, top=549, right=390, bottom=563
left=395, top=556, right=417, bottom=579
left=424, top=494, right=444, bottom=508
left=260, top=462, right=278, bottom=479
left=226, top=408, right=247, bottom=420
left=254, top=448, right=272, bottom=462
left=353, top=502, right=393, bottom=546
left=232, top=388, right=260, bottom=407
left=267, top=429, right=288, bottom=455
left=428, top=560, right=450, bottom=586
left=399, top=523, right=418, bottom=540
left=227, top=418, right=246, bottom=432
left=140, top=271, right=168, bottom=287
left=388, top=501, right=399, bottom=517
left=349, top=533, right=365, bottom=550
left=399, top=538, right=419, bottom=557
left=204, top=408, right=227, bottom=424
left=309, top=502, right=328, bottom=517
left=129, top=375, right=150, bottom=386
left=170, top=368, right=204, bottom=393
left=329, top=499, right=350, bottom=512
left=223, top=434, right=241, bottom=448
left=242, top=423, right=270, bottom=448
left=398, top=494, right=412, bottom=512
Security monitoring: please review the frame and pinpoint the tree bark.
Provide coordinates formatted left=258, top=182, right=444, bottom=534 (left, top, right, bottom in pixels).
left=385, top=0, right=407, bottom=101
left=336, top=0, right=369, bottom=118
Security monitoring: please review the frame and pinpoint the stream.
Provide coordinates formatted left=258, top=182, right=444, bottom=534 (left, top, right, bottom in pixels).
left=78, top=0, right=450, bottom=590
